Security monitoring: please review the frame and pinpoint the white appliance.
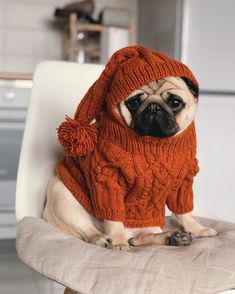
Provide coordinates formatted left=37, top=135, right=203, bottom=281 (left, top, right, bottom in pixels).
left=0, top=79, right=32, bottom=238
left=138, top=0, right=235, bottom=222
left=181, top=0, right=235, bottom=92
left=100, top=27, right=130, bottom=64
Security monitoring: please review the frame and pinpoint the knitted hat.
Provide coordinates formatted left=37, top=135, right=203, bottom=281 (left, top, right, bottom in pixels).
left=58, top=46, right=198, bottom=157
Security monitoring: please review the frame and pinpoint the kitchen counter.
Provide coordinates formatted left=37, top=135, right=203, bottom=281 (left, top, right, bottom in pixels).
left=0, top=72, right=33, bottom=80
left=0, top=75, right=32, bottom=239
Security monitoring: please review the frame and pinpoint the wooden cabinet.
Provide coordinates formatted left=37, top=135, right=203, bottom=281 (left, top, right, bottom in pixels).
left=63, top=13, right=132, bottom=63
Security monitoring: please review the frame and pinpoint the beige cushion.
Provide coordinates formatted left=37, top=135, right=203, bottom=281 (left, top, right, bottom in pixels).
left=16, top=216, right=235, bottom=294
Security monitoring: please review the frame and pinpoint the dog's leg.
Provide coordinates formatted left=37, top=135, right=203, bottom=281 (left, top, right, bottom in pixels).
left=129, top=231, right=192, bottom=247
left=175, top=212, right=217, bottom=237
left=43, top=176, right=112, bottom=248
left=104, top=220, right=130, bottom=251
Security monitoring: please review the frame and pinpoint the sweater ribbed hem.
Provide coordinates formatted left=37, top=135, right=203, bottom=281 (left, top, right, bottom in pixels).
left=88, top=208, right=165, bottom=228
left=123, top=217, right=165, bottom=229
left=94, top=208, right=125, bottom=223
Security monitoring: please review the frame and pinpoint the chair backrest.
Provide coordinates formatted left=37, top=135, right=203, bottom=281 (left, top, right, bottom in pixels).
left=15, top=62, right=104, bottom=222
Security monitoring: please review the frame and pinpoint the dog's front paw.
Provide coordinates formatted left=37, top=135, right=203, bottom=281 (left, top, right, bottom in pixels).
left=166, top=232, right=193, bottom=246
left=176, top=213, right=218, bottom=239
left=113, top=242, right=130, bottom=251
left=111, top=238, right=130, bottom=251
left=89, top=234, right=113, bottom=249
left=192, top=227, right=218, bottom=238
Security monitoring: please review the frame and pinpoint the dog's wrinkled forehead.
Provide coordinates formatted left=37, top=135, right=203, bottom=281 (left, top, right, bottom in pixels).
left=125, top=77, right=192, bottom=102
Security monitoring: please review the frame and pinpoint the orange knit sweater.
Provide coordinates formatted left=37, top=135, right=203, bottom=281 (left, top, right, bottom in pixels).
left=57, top=113, right=199, bottom=228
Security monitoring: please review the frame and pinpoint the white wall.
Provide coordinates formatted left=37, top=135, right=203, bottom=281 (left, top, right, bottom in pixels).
left=0, top=0, right=138, bottom=74
left=194, top=95, right=235, bottom=223
left=0, top=0, right=66, bottom=73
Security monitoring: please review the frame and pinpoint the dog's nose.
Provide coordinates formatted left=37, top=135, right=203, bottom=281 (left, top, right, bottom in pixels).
left=147, top=103, right=161, bottom=113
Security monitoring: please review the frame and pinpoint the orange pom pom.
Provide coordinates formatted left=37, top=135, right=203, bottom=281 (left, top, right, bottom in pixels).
left=57, top=116, right=97, bottom=156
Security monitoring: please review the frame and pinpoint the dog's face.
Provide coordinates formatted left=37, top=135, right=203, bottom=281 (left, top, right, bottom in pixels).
left=117, top=76, right=199, bottom=138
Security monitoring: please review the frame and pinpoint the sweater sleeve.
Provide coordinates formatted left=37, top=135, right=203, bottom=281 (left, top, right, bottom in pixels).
left=166, top=159, right=199, bottom=215
left=166, top=180, right=194, bottom=214
left=89, top=164, right=126, bottom=222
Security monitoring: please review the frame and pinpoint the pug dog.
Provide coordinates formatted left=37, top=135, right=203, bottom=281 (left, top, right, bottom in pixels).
left=43, top=75, right=217, bottom=251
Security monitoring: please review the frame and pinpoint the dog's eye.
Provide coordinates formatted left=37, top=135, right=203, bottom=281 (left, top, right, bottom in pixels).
left=125, top=95, right=142, bottom=111
left=167, top=95, right=184, bottom=112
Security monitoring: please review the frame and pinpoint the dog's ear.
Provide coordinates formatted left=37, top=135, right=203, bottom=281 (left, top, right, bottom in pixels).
left=181, top=77, right=199, bottom=98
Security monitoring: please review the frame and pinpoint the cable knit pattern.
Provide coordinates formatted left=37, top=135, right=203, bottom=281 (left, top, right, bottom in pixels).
left=57, top=114, right=199, bottom=228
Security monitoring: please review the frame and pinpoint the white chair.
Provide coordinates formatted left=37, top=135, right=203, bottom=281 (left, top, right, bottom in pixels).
left=15, top=61, right=235, bottom=294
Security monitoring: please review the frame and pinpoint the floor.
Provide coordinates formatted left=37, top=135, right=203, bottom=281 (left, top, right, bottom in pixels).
left=0, top=239, right=65, bottom=294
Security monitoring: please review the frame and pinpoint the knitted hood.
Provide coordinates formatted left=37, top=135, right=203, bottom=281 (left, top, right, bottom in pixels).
left=57, top=46, right=198, bottom=157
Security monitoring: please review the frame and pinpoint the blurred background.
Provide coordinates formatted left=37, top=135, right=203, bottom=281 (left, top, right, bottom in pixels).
left=0, top=0, right=235, bottom=293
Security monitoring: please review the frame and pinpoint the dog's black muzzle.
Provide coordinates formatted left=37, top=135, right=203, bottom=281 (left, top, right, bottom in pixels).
left=134, top=103, right=178, bottom=138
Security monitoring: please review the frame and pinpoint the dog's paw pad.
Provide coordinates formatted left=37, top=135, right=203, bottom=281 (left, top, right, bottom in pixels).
left=167, top=232, right=193, bottom=246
